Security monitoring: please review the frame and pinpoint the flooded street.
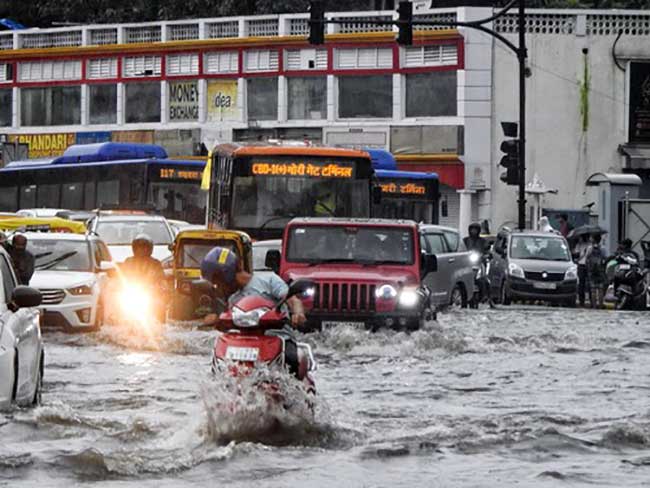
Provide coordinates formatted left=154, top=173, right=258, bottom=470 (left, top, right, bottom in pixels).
left=2, top=307, right=650, bottom=487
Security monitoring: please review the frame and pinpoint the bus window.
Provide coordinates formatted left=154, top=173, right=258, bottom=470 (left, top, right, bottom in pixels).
left=148, top=181, right=206, bottom=223
left=97, top=180, right=119, bottom=207
left=20, top=185, right=37, bottom=208
left=84, top=182, right=96, bottom=209
left=0, top=186, right=17, bottom=211
left=37, top=184, right=61, bottom=208
left=61, top=183, right=84, bottom=209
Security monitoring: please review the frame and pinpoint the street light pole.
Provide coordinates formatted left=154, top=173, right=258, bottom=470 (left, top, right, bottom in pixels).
left=517, top=0, right=527, bottom=231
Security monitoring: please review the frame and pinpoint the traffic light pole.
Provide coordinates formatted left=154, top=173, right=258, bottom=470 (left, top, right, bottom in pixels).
left=517, top=0, right=527, bottom=231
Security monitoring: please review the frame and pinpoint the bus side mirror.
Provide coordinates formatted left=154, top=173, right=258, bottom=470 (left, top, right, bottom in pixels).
left=372, top=185, right=382, bottom=205
left=265, top=250, right=281, bottom=274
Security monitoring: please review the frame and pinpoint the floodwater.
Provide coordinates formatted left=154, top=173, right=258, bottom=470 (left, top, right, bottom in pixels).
left=2, top=307, right=650, bottom=487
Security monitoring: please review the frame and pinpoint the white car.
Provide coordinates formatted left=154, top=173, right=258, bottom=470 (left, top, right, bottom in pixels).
left=27, top=233, right=113, bottom=331
left=17, top=208, right=68, bottom=218
left=0, top=246, right=44, bottom=409
left=88, top=214, right=174, bottom=263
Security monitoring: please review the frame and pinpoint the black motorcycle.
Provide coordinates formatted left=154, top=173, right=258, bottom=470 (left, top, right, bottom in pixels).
left=609, top=254, right=649, bottom=310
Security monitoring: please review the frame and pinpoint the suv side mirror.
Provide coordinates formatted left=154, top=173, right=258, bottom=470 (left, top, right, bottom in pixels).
left=12, top=286, right=42, bottom=309
left=265, top=250, right=281, bottom=274
left=422, top=254, right=437, bottom=275
left=98, top=261, right=117, bottom=277
left=372, top=185, right=382, bottom=205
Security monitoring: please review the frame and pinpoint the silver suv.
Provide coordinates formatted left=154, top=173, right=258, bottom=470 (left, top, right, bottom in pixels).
left=489, top=230, right=578, bottom=306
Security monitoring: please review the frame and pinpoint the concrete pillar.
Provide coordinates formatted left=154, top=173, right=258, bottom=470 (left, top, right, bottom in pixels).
left=458, top=189, right=475, bottom=238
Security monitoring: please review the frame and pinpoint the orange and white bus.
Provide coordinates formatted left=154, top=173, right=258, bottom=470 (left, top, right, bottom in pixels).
left=206, top=144, right=379, bottom=240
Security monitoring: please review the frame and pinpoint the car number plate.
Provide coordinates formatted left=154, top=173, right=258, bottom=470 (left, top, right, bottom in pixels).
left=321, top=321, right=365, bottom=330
left=533, top=281, right=557, bottom=290
left=225, top=346, right=259, bottom=361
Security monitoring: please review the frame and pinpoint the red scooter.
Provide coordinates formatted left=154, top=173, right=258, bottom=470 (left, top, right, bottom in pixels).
left=211, top=280, right=317, bottom=397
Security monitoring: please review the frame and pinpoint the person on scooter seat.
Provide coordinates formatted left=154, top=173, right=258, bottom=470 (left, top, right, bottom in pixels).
left=463, top=222, right=488, bottom=254
left=200, top=247, right=306, bottom=377
left=121, top=234, right=166, bottom=321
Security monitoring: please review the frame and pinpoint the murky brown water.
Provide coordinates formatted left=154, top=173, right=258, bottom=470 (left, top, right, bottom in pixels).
left=2, top=307, right=650, bottom=487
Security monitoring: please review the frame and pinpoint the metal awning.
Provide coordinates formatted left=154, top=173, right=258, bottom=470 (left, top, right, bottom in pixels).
left=619, top=144, right=650, bottom=170
left=586, top=171, right=642, bottom=186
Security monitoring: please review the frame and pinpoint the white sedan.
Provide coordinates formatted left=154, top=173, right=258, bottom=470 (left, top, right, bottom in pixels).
left=0, top=247, right=44, bottom=409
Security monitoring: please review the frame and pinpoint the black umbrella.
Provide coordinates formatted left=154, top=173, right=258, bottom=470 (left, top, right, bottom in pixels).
left=567, top=225, right=607, bottom=241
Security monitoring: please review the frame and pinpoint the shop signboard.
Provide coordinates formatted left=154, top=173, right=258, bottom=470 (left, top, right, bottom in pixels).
left=7, top=133, right=75, bottom=158
left=207, top=80, right=239, bottom=122
left=169, top=80, right=199, bottom=121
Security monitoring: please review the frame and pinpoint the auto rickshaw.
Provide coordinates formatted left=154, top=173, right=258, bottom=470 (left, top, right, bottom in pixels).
left=168, top=228, right=252, bottom=321
left=0, top=217, right=87, bottom=234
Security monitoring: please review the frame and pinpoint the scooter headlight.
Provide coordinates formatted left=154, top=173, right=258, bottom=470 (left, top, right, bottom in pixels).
left=469, top=252, right=480, bottom=265
left=119, top=284, right=152, bottom=321
left=398, top=289, right=419, bottom=307
left=375, top=284, right=398, bottom=300
left=232, top=306, right=270, bottom=328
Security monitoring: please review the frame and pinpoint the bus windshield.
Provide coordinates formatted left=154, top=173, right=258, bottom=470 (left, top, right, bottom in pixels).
left=231, top=176, right=370, bottom=230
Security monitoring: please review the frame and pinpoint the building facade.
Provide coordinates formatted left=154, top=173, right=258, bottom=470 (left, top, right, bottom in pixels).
left=1, top=7, right=650, bottom=230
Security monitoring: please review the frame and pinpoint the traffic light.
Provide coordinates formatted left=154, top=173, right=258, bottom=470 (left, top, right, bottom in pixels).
left=499, top=122, right=519, bottom=186
left=308, top=1, right=325, bottom=45
left=397, top=1, right=413, bottom=46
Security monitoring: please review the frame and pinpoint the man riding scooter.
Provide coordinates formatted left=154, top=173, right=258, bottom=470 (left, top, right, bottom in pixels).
left=119, top=234, right=167, bottom=322
left=200, top=247, right=307, bottom=377
left=464, top=223, right=493, bottom=307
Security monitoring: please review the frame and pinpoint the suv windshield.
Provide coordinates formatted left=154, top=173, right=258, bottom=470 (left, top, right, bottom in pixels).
left=29, top=240, right=91, bottom=272
left=287, top=225, right=414, bottom=264
left=510, top=235, right=571, bottom=261
left=95, top=220, right=172, bottom=245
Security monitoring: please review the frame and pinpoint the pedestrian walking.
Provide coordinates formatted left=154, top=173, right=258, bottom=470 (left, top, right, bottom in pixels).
left=586, top=234, right=606, bottom=309
left=574, top=234, right=591, bottom=307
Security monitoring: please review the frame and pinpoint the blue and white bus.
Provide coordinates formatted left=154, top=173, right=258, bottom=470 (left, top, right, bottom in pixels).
left=0, top=142, right=206, bottom=223
left=366, top=149, right=440, bottom=224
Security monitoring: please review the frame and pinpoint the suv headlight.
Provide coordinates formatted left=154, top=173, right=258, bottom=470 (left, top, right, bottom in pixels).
left=232, top=306, right=270, bottom=328
left=508, top=262, right=525, bottom=279
left=68, top=284, right=93, bottom=296
left=375, top=284, right=398, bottom=300
left=398, top=289, right=419, bottom=307
left=565, top=265, right=578, bottom=280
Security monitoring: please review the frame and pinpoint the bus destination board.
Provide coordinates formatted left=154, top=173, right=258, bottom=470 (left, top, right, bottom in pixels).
left=251, top=161, right=355, bottom=178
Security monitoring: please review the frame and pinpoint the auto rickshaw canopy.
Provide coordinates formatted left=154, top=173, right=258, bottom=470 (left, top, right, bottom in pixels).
left=0, top=217, right=87, bottom=234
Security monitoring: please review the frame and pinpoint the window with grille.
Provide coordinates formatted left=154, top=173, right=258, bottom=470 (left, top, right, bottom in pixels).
left=167, top=53, right=199, bottom=76
left=18, top=60, right=82, bottom=82
left=204, top=51, right=238, bottom=74
left=285, top=49, right=327, bottom=71
left=123, top=56, right=162, bottom=78
left=403, top=44, right=458, bottom=68
left=244, top=50, right=279, bottom=73
left=0, top=63, right=11, bottom=82
left=335, top=48, right=393, bottom=70
left=87, top=58, right=117, bottom=79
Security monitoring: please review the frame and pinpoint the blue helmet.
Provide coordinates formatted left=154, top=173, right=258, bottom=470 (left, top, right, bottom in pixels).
left=201, top=246, right=239, bottom=287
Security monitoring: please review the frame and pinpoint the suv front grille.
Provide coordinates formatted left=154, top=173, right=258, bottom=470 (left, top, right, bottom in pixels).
left=39, top=288, right=66, bottom=305
left=313, top=282, right=376, bottom=313
left=524, top=271, right=565, bottom=282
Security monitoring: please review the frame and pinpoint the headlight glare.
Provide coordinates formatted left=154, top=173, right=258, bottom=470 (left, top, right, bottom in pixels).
left=68, top=284, right=92, bottom=296
left=469, top=252, right=480, bottom=264
left=399, top=289, right=419, bottom=307
left=375, top=284, right=398, bottom=300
